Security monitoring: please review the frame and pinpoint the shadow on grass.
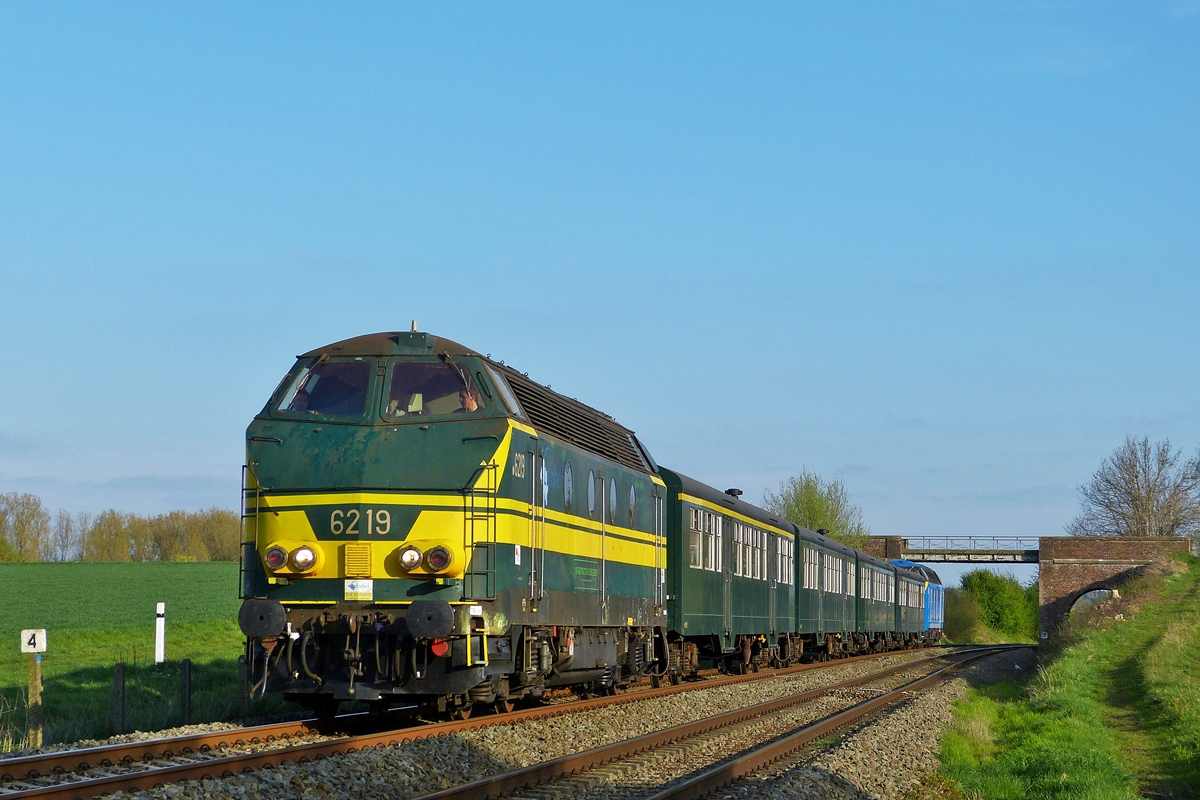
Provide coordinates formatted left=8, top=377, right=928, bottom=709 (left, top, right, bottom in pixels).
left=1103, top=608, right=1200, bottom=797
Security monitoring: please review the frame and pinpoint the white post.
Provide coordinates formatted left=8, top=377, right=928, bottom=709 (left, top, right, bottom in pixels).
left=155, top=602, right=166, bottom=663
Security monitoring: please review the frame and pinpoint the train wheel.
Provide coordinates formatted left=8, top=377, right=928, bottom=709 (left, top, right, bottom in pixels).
left=451, top=703, right=473, bottom=721
left=494, top=698, right=516, bottom=714
left=670, top=672, right=683, bottom=685
left=313, top=696, right=340, bottom=721
left=651, top=674, right=662, bottom=689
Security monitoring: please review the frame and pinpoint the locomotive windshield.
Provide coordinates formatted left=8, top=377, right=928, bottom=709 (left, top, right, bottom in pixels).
left=384, top=360, right=486, bottom=417
left=276, top=359, right=371, bottom=418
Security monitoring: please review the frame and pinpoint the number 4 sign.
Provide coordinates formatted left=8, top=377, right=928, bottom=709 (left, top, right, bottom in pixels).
left=21, top=629, right=47, bottom=654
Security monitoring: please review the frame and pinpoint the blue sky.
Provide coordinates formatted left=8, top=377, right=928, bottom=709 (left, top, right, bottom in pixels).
left=2, top=4, right=1197, bottom=585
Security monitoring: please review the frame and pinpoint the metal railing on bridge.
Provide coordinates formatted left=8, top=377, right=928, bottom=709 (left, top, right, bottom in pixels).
left=900, top=536, right=1040, bottom=563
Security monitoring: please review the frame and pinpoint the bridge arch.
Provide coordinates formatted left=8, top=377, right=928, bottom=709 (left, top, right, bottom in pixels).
left=865, top=535, right=1194, bottom=638
left=1036, top=537, right=1191, bottom=638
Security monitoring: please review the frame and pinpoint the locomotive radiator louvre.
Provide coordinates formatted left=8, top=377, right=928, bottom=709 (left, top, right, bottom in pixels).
left=497, top=366, right=648, bottom=474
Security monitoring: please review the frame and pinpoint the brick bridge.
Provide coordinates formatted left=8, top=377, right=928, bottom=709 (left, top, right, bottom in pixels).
left=864, top=535, right=1196, bottom=638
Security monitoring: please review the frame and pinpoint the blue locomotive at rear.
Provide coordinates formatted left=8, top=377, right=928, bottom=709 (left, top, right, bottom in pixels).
left=889, top=560, right=944, bottom=641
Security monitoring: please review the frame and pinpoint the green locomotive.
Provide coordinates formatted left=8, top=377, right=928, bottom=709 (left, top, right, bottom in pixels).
left=238, top=329, right=934, bottom=717
left=239, top=330, right=667, bottom=717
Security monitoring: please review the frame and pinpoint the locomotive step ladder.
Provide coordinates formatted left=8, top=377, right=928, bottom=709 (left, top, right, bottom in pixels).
left=463, top=460, right=499, bottom=600
left=239, top=464, right=263, bottom=599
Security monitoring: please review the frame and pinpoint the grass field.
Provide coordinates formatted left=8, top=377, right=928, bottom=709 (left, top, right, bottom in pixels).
left=0, top=562, right=289, bottom=748
left=936, top=554, right=1200, bottom=799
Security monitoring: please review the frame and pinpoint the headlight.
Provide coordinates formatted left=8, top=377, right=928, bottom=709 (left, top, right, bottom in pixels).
left=291, top=545, right=317, bottom=571
left=425, top=546, right=452, bottom=572
left=264, top=545, right=289, bottom=571
left=398, top=545, right=423, bottom=570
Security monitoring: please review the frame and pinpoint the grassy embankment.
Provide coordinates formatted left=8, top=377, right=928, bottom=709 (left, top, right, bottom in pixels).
left=935, top=554, right=1200, bottom=799
left=0, top=562, right=286, bottom=749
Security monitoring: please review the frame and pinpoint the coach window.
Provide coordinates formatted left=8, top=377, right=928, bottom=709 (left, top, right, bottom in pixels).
left=753, top=532, right=763, bottom=582
left=732, top=523, right=740, bottom=577
left=777, top=538, right=792, bottom=585
left=731, top=524, right=739, bottom=576
left=609, top=479, right=618, bottom=523
left=563, top=462, right=574, bottom=512
left=689, top=508, right=702, bottom=568
left=714, top=517, right=723, bottom=572
left=702, top=513, right=713, bottom=570
left=628, top=485, right=637, bottom=525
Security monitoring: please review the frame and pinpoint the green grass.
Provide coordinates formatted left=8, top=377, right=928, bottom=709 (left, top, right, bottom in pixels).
left=937, top=555, right=1200, bottom=800
left=0, top=562, right=288, bottom=748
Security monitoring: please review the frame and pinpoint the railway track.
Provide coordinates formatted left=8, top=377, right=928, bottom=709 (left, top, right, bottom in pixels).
left=413, top=646, right=1007, bottom=800
left=0, top=645, right=1008, bottom=800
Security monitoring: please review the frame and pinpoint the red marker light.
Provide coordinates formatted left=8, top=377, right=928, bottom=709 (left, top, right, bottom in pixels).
left=430, top=638, right=450, bottom=657
left=425, top=546, right=452, bottom=571
left=264, top=546, right=289, bottom=571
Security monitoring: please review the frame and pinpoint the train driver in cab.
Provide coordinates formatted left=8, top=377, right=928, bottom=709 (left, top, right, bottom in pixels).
left=455, top=386, right=481, bottom=413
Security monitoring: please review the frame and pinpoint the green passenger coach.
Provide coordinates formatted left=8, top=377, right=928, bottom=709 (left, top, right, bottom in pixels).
left=660, top=469, right=800, bottom=673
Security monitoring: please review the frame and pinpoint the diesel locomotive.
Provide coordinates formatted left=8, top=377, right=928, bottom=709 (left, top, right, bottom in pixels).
left=238, top=329, right=942, bottom=718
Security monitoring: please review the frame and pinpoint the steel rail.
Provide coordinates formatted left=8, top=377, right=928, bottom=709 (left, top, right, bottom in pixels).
left=0, top=718, right=318, bottom=785
left=406, top=647, right=1007, bottom=800
left=642, top=647, right=1008, bottom=800
left=0, top=643, right=963, bottom=790
left=0, top=646, right=971, bottom=800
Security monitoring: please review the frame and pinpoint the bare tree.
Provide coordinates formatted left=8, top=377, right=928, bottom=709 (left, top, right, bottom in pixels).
left=50, top=509, right=84, bottom=561
left=1067, top=436, right=1200, bottom=538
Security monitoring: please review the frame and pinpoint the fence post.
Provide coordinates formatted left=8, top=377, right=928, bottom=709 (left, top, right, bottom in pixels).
left=180, top=658, right=191, bottom=725
left=238, top=655, right=249, bottom=719
left=112, top=662, right=126, bottom=735
left=154, top=603, right=166, bottom=664
left=27, top=653, right=43, bottom=748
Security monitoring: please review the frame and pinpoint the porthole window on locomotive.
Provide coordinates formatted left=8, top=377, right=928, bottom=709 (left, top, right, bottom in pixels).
left=628, top=485, right=636, bottom=524
left=563, top=462, right=573, bottom=511
left=609, top=479, right=617, bottom=523
left=587, top=471, right=596, bottom=518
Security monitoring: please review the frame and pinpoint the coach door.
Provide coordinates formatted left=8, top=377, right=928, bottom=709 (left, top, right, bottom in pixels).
left=768, top=533, right=777, bottom=637
left=722, top=517, right=732, bottom=642
left=653, top=489, right=665, bottom=612
left=817, top=551, right=825, bottom=629
left=528, top=444, right=546, bottom=609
